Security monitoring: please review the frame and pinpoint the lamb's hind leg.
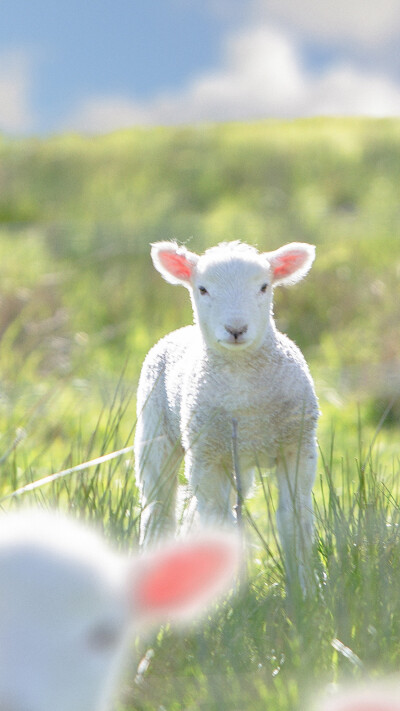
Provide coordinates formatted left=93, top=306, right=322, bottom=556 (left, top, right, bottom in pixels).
left=135, top=418, right=183, bottom=546
left=276, top=443, right=317, bottom=593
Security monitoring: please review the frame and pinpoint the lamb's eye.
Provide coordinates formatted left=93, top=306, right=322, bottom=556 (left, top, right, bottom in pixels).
left=260, top=283, right=268, bottom=293
left=86, top=622, right=120, bottom=652
left=199, top=286, right=208, bottom=295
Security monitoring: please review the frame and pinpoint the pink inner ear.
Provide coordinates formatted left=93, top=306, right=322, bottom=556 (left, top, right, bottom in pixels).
left=272, top=251, right=305, bottom=279
left=135, top=542, right=232, bottom=613
left=159, top=250, right=193, bottom=281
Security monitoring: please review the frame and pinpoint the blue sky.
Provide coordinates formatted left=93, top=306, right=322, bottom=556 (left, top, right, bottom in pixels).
left=1, top=0, right=400, bottom=135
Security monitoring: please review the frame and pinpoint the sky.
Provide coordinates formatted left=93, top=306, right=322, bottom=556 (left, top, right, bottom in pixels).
left=1, top=0, right=400, bottom=135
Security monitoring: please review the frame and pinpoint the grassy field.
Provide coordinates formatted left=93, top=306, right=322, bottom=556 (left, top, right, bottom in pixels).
left=0, top=117, right=400, bottom=709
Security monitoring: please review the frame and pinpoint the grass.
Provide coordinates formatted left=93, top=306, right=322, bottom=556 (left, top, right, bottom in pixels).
left=123, top=422, right=400, bottom=711
left=1, top=374, right=399, bottom=710
left=0, top=117, right=400, bottom=709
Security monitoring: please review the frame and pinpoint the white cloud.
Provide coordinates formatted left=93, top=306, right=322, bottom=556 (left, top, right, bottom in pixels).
left=66, top=24, right=400, bottom=134
left=0, top=50, right=35, bottom=133
left=306, top=66, right=400, bottom=116
left=252, top=0, right=400, bottom=47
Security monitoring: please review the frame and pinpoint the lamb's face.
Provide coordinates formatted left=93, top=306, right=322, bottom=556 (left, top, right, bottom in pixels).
left=151, top=240, right=315, bottom=355
left=0, top=541, right=128, bottom=711
left=191, top=253, right=273, bottom=352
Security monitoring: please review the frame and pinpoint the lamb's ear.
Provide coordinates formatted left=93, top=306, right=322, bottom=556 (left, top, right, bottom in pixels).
left=128, top=532, right=240, bottom=624
left=266, top=242, right=315, bottom=286
left=151, top=242, right=199, bottom=287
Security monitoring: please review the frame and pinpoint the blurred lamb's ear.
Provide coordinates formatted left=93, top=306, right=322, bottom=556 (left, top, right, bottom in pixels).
left=128, top=532, right=240, bottom=624
left=151, top=242, right=199, bottom=287
left=265, top=242, right=316, bottom=287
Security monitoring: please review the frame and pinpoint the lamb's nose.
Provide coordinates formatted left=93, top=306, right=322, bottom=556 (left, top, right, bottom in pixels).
left=225, top=324, right=248, bottom=340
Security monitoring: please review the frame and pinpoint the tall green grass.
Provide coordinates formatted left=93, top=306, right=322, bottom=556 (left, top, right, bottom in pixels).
left=1, top=373, right=399, bottom=710
left=124, top=421, right=400, bottom=711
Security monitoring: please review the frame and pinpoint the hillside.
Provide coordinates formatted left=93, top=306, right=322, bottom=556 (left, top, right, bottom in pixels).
left=1, top=119, right=399, bottom=414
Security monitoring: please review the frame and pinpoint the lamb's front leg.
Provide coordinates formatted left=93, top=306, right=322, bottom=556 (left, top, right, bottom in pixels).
left=189, top=453, right=236, bottom=528
left=276, top=443, right=317, bottom=594
left=135, top=418, right=183, bottom=546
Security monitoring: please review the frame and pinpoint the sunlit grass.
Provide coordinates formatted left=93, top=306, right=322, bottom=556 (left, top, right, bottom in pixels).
left=0, top=367, right=399, bottom=710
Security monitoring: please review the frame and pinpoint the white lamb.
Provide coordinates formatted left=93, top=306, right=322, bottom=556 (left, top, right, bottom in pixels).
left=0, top=509, right=239, bottom=711
left=316, top=680, right=400, bottom=710
left=135, top=240, right=319, bottom=588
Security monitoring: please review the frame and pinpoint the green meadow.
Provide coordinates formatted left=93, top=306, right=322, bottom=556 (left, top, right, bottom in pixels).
left=1, top=117, right=400, bottom=709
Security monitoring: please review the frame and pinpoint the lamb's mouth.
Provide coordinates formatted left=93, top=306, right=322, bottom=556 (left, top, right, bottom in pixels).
left=218, top=338, right=252, bottom=350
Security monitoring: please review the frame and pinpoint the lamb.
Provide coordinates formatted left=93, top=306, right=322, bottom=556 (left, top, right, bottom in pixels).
left=0, top=508, right=239, bottom=711
left=316, top=680, right=400, bottom=710
left=135, top=240, right=319, bottom=589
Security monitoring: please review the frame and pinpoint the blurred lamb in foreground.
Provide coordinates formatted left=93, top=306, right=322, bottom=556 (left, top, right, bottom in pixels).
left=135, top=239, right=318, bottom=589
left=316, top=679, right=400, bottom=711
left=0, top=509, right=239, bottom=711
